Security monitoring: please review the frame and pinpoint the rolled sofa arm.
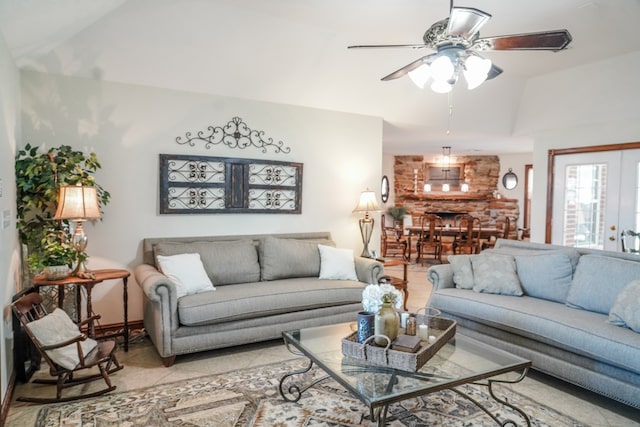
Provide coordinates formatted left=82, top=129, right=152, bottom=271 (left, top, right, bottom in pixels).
left=134, top=263, right=179, bottom=354
left=354, top=257, right=384, bottom=284
left=428, top=264, right=455, bottom=290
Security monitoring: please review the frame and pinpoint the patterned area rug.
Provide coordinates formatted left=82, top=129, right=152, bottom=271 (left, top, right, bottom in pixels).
left=36, top=359, right=589, bottom=427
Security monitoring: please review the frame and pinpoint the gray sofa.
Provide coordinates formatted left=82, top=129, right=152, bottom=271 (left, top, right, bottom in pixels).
left=135, top=232, right=383, bottom=366
left=428, top=238, right=640, bottom=409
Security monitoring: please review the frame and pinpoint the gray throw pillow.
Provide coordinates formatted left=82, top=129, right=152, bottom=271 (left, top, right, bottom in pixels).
left=608, top=280, right=640, bottom=333
left=566, top=255, right=640, bottom=314
left=155, top=239, right=260, bottom=285
left=447, top=254, right=474, bottom=289
left=515, top=252, right=573, bottom=303
left=259, top=236, right=335, bottom=280
left=471, top=253, right=523, bottom=296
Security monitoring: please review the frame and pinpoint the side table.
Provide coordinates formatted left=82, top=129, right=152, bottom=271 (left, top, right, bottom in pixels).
left=379, top=259, right=409, bottom=311
left=32, top=269, right=132, bottom=351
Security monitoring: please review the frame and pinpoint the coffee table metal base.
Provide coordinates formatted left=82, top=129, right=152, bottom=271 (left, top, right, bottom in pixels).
left=279, top=327, right=532, bottom=427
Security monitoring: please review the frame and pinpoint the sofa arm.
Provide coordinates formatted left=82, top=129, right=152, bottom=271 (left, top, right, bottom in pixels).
left=428, top=264, right=455, bottom=290
left=354, top=257, right=384, bottom=284
left=134, top=263, right=179, bottom=333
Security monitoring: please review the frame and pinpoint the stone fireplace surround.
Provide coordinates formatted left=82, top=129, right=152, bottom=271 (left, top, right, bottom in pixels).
left=392, top=155, right=519, bottom=230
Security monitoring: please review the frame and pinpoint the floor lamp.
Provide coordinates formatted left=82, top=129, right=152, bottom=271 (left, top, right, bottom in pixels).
left=352, top=189, right=381, bottom=258
left=54, top=185, right=102, bottom=276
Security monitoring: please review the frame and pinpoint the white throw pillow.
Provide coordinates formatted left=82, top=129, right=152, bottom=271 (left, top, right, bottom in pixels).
left=156, top=253, right=216, bottom=298
left=28, top=308, right=98, bottom=370
left=318, top=244, right=358, bottom=281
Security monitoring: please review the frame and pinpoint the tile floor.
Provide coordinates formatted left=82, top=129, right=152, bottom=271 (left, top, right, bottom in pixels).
left=5, top=262, right=640, bottom=426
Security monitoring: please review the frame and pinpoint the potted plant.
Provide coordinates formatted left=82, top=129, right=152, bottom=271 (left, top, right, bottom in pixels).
left=27, top=226, right=77, bottom=279
left=387, top=206, right=408, bottom=227
left=15, top=144, right=110, bottom=278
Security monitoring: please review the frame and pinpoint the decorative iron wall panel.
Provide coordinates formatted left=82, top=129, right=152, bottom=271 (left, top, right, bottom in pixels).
left=160, top=154, right=302, bottom=214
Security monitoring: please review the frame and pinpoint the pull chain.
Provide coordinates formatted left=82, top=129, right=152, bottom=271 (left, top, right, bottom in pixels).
left=446, top=90, right=454, bottom=136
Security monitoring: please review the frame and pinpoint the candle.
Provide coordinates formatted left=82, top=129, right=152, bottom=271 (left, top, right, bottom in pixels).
left=418, top=324, right=429, bottom=340
left=400, top=312, right=409, bottom=328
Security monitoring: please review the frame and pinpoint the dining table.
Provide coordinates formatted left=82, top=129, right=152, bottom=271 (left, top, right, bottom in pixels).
left=403, top=225, right=503, bottom=261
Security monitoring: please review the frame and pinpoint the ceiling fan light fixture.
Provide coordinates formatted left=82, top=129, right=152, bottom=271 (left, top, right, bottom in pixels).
left=463, top=54, right=492, bottom=90
left=430, top=79, right=453, bottom=93
left=408, top=63, right=431, bottom=89
left=430, top=54, right=455, bottom=82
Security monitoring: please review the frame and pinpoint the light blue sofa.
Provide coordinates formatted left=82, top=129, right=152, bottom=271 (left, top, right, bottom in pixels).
left=135, top=232, right=383, bottom=366
left=428, top=239, right=640, bottom=409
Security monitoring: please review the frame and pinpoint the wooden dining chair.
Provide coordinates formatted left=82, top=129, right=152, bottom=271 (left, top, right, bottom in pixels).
left=11, top=292, right=123, bottom=403
left=452, top=214, right=482, bottom=254
left=416, top=214, right=443, bottom=264
left=381, top=214, right=408, bottom=259
left=482, top=216, right=512, bottom=250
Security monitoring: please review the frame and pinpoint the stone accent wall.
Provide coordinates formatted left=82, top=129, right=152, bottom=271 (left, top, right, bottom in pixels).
left=392, top=155, right=519, bottom=229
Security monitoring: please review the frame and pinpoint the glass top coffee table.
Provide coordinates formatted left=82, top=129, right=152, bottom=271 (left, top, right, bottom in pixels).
left=280, top=322, right=532, bottom=426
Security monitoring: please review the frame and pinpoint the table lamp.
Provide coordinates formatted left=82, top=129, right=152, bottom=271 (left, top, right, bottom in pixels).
left=352, top=189, right=381, bottom=258
left=54, top=185, right=101, bottom=275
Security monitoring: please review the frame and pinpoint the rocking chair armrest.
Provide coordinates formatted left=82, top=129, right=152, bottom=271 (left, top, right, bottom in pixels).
left=77, top=314, right=102, bottom=328
left=39, top=333, right=88, bottom=351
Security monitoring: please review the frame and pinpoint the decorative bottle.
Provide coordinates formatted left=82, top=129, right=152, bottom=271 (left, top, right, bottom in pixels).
left=374, top=301, right=400, bottom=346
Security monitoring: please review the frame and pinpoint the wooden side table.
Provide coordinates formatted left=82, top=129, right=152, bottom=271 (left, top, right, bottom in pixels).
left=379, top=259, right=409, bottom=311
left=32, top=269, right=132, bottom=351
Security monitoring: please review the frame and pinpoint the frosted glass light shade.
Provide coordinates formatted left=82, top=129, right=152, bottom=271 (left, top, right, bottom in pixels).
left=408, top=64, right=431, bottom=89
left=464, top=55, right=492, bottom=90
left=442, top=183, right=450, bottom=192
left=430, top=55, right=455, bottom=81
left=430, top=79, right=453, bottom=93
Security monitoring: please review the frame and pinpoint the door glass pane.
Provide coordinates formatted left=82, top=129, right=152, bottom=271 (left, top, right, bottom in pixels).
left=562, top=164, right=607, bottom=249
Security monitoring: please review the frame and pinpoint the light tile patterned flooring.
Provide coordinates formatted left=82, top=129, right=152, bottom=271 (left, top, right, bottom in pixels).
left=6, top=262, right=640, bottom=426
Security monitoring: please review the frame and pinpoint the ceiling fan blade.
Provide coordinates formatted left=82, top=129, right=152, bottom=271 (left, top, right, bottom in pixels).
left=381, top=55, right=434, bottom=81
left=474, top=30, right=572, bottom=51
left=447, top=7, right=491, bottom=39
left=486, top=64, right=503, bottom=80
left=348, top=44, right=428, bottom=50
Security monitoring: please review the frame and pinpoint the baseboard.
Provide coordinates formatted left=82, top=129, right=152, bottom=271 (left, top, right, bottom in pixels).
left=1, top=370, right=16, bottom=427
left=93, top=320, right=144, bottom=336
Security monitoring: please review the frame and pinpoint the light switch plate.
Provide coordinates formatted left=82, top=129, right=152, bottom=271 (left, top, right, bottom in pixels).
left=2, top=209, right=10, bottom=229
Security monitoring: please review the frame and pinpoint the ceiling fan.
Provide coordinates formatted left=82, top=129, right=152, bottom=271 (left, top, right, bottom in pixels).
left=348, top=1, right=572, bottom=92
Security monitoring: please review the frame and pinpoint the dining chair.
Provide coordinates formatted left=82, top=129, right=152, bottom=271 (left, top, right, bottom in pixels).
left=620, top=229, right=640, bottom=254
left=482, top=216, right=512, bottom=250
left=416, top=214, right=443, bottom=264
left=381, top=214, right=408, bottom=259
left=452, top=214, right=482, bottom=254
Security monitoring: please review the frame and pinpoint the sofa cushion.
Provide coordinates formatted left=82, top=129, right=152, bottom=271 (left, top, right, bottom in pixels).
left=154, top=239, right=260, bottom=286
left=156, top=253, right=216, bottom=298
left=471, top=253, right=523, bottom=296
left=178, top=277, right=364, bottom=325
left=609, top=280, right=640, bottom=333
left=566, top=254, right=640, bottom=314
left=318, top=245, right=358, bottom=281
left=432, top=288, right=640, bottom=375
left=490, top=245, right=581, bottom=272
left=515, top=252, right=573, bottom=303
left=448, top=254, right=474, bottom=289
left=259, top=236, right=334, bottom=280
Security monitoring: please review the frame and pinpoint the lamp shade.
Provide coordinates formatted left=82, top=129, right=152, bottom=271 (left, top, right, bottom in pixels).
left=352, top=190, right=380, bottom=213
left=54, top=185, right=101, bottom=220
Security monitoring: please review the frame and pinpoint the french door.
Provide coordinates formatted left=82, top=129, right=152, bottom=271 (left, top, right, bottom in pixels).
left=551, top=148, right=640, bottom=251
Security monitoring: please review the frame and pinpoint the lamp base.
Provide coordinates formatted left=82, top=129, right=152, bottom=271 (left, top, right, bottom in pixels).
left=359, top=217, right=375, bottom=258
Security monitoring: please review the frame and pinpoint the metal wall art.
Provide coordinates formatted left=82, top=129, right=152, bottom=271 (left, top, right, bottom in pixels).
left=160, top=154, right=302, bottom=214
left=176, top=116, right=292, bottom=154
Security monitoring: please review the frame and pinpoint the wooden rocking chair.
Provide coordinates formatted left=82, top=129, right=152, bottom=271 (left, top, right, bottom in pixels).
left=11, top=292, right=123, bottom=403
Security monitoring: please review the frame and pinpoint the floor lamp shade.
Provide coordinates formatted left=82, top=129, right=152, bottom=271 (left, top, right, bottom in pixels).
left=353, top=190, right=381, bottom=258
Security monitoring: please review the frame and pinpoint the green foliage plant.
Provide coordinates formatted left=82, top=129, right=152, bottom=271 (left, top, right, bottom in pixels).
left=15, top=144, right=110, bottom=272
left=387, top=206, right=408, bottom=221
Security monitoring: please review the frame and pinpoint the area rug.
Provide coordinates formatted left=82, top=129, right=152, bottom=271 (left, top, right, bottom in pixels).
left=36, top=358, right=588, bottom=427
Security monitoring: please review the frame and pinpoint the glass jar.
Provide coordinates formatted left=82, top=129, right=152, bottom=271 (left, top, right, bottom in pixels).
left=374, top=301, right=400, bottom=346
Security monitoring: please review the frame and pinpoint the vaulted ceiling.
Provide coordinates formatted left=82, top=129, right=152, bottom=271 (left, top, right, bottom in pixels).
left=2, top=0, right=640, bottom=155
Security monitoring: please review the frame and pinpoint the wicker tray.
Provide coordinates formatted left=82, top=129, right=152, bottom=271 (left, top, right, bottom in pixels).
left=341, top=316, right=456, bottom=372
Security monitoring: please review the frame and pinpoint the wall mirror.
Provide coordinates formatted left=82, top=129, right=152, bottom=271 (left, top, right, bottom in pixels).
left=502, top=168, right=518, bottom=190
left=381, top=175, right=390, bottom=203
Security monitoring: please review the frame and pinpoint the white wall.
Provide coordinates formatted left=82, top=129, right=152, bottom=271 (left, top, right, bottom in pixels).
left=20, top=70, right=383, bottom=325
left=498, top=153, right=533, bottom=231
left=516, top=51, right=640, bottom=242
left=0, top=32, right=20, bottom=409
